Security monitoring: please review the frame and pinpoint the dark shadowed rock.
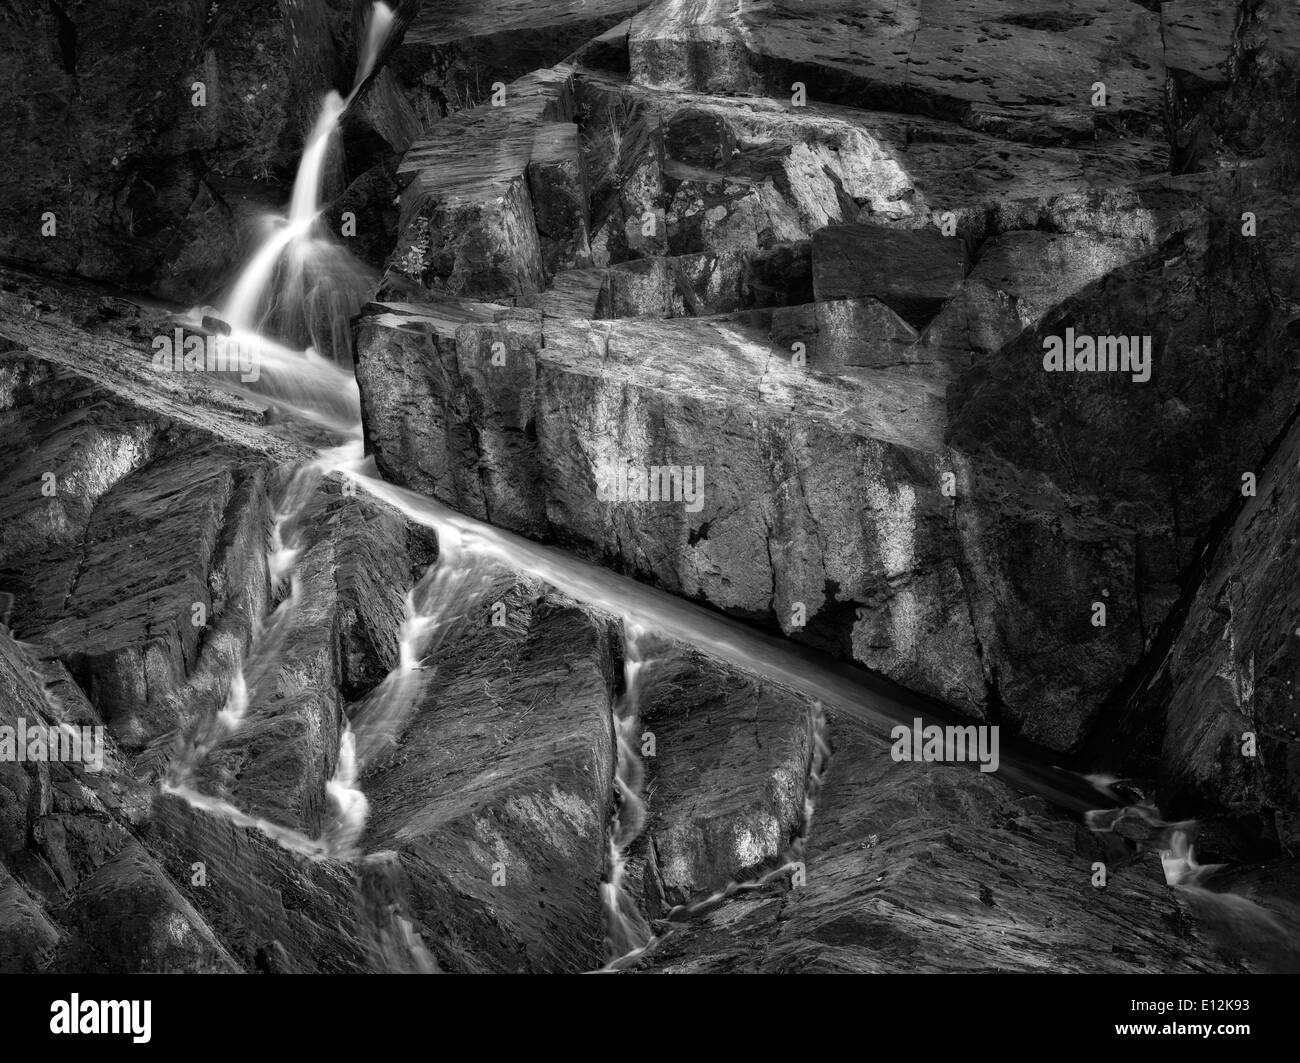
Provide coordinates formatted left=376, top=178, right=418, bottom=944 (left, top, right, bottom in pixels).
left=1160, top=406, right=1300, bottom=851
left=49, top=840, right=240, bottom=974
left=812, top=224, right=968, bottom=328
left=947, top=180, right=1300, bottom=750
left=0, top=864, right=62, bottom=973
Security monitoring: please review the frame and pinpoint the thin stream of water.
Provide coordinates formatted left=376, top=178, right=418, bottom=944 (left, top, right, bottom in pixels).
left=601, top=625, right=655, bottom=962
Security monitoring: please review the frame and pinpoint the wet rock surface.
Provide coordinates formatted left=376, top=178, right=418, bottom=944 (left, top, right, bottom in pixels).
left=1159, top=406, right=1300, bottom=852
left=361, top=575, right=617, bottom=973
left=358, top=2, right=1300, bottom=767
left=631, top=645, right=818, bottom=905
left=1, top=0, right=1299, bottom=976
left=637, top=729, right=1245, bottom=973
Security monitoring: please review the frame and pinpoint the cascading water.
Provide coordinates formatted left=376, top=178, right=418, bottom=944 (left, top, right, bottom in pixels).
left=323, top=726, right=369, bottom=857
left=160, top=2, right=400, bottom=861
left=168, top=0, right=1112, bottom=868
left=214, top=3, right=395, bottom=366
left=348, top=1, right=396, bottom=98
left=601, top=625, right=656, bottom=963
left=1086, top=794, right=1300, bottom=969
left=347, top=520, right=500, bottom=768
left=598, top=703, right=832, bottom=971
left=164, top=458, right=325, bottom=831
left=146, top=0, right=1296, bottom=975
left=333, top=465, right=1117, bottom=814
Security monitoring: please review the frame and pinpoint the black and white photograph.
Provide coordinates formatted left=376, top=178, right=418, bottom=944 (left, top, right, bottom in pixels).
left=0, top=0, right=1297, bottom=1038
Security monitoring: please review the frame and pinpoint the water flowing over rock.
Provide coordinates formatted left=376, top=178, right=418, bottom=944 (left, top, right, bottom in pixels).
left=1, top=0, right=1298, bottom=978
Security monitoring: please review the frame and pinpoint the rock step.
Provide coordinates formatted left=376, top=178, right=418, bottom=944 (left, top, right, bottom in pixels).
left=631, top=643, right=819, bottom=906
left=626, top=0, right=1166, bottom=145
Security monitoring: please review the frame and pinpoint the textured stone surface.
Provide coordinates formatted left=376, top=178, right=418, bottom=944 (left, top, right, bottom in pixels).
left=947, top=180, right=1300, bottom=750
left=5, top=0, right=1300, bottom=979
left=638, top=730, right=1252, bottom=973
left=1160, top=407, right=1300, bottom=850
left=812, top=224, right=969, bottom=328
left=386, top=68, right=576, bottom=300
left=0, top=270, right=441, bottom=972
left=630, top=646, right=817, bottom=904
left=361, top=576, right=617, bottom=973
left=356, top=304, right=987, bottom=723
left=0, top=0, right=409, bottom=301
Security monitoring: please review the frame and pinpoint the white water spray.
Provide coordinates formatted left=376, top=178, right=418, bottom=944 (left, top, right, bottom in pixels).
left=347, top=2, right=396, bottom=103
left=323, top=725, right=370, bottom=857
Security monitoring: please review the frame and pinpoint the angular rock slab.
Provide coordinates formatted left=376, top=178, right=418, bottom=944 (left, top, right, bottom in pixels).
left=639, top=730, right=1237, bottom=973
left=361, top=576, right=617, bottom=972
left=1162, top=406, right=1300, bottom=850
left=632, top=645, right=819, bottom=905
left=357, top=302, right=987, bottom=722
left=812, top=224, right=968, bottom=329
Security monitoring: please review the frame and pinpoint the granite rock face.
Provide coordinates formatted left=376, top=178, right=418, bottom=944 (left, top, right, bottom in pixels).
left=357, top=0, right=1300, bottom=771
left=1158, top=405, right=1300, bottom=852
left=3, top=0, right=1300, bottom=977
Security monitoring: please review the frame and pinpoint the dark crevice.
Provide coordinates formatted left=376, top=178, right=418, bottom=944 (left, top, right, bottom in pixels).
left=1076, top=378, right=1300, bottom=797
left=47, top=0, right=76, bottom=78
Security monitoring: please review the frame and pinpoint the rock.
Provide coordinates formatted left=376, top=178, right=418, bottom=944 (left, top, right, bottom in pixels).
left=640, top=729, right=1236, bottom=973
left=1165, top=0, right=1300, bottom=173
left=632, top=647, right=818, bottom=904
left=386, top=69, right=576, bottom=300
left=391, top=0, right=645, bottom=120
left=357, top=303, right=985, bottom=719
left=49, top=841, right=240, bottom=974
left=528, top=122, right=593, bottom=276
left=1161, top=0, right=1238, bottom=88
left=34, top=446, right=268, bottom=749
left=0, top=865, right=62, bottom=973
left=813, top=224, right=968, bottom=328
left=360, top=575, right=617, bottom=973
left=326, top=158, right=405, bottom=271
left=583, top=89, right=669, bottom=265
left=541, top=268, right=611, bottom=319
left=920, top=229, right=1147, bottom=369
left=6, top=0, right=1300, bottom=979
left=0, top=1, right=398, bottom=301
left=804, top=299, right=921, bottom=374
left=1160, top=406, right=1300, bottom=850
left=947, top=180, right=1300, bottom=750
left=143, top=793, right=436, bottom=973
left=194, top=479, right=416, bottom=835
left=664, top=106, right=737, bottom=168
left=629, top=0, right=1166, bottom=144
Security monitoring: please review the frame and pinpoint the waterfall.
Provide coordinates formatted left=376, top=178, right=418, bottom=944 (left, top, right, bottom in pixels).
left=213, top=2, right=396, bottom=365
